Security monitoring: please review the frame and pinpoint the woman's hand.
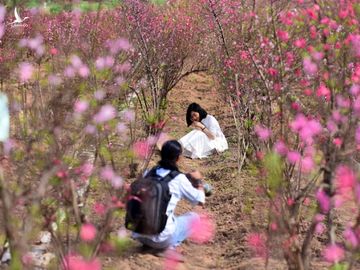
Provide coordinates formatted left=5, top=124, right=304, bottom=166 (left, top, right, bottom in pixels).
left=192, top=121, right=206, bottom=130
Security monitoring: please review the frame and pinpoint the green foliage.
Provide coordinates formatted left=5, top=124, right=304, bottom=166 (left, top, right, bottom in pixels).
left=263, top=152, right=283, bottom=195
left=331, top=263, right=349, bottom=270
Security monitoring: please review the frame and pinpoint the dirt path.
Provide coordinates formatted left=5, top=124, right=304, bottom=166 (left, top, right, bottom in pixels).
left=104, top=73, right=289, bottom=270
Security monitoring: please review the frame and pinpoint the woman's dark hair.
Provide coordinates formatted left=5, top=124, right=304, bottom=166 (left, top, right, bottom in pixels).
left=159, top=140, right=182, bottom=171
left=186, top=103, right=208, bottom=127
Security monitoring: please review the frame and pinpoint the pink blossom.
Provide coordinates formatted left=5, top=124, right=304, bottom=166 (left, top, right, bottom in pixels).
left=74, top=100, right=89, bottom=114
left=291, top=102, right=300, bottom=111
left=63, top=254, right=101, bottom=270
left=0, top=6, right=6, bottom=22
left=333, top=138, right=342, bottom=147
left=50, top=48, right=58, bottom=56
left=294, top=38, right=306, bottom=48
left=316, top=84, right=331, bottom=101
left=254, top=125, right=271, bottom=141
left=287, top=151, right=301, bottom=164
left=336, top=95, right=350, bottom=108
left=356, top=126, right=360, bottom=144
left=0, top=24, right=4, bottom=40
left=354, top=96, right=360, bottom=114
left=189, top=213, right=215, bottom=244
left=335, top=165, right=356, bottom=196
left=322, top=244, right=345, bottom=263
left=349, top=84, right=360, bottom=96
left=48, top=75, right=62, bottom=86
left=116, top=122, right=127, bottom=134
left=301, top=156, right=314, bottom=173
left=315, top=223, right=325, bottom=234
left=80, top=223, right=97, bottom=242
left=93, top=203, right=106, bottom=216
left=267, top=68, right=278, bottom=76
left=78, top=65, right=90, bottom=78
left=70, top=55, right=83, bottom=68
left=326, top=120, right=338, bottom=134
left=107, top=38, right=132, bottom=54
left=350, top=34, right=360, bottom=57
left=95, top=57, right=106, bottom=70
left=344, top=227, right=358, bottom=247
left=311, top=51, right=324, bottom=61
left=290, top=114, right=307, bottom=131
left=81, top=162, right=93, bottom=178
left=111, top=176, right=123, bottom=189
left=93, top=104, right=116, bottom=123
left=356, top=184, right=360, bottom=204
left=316, top=189, right=330, bottom=213
left=122, top=109, right=135, bottom=122
left=303, top=58, right=318, bottom=76
left=100, top=166, right=115, bottom=181
left=163, top=249, right=181, bottom=270
left=94, top=90, right=105, bottom=100
left=133, top=140, right=151, bottom=159
left=274, top=140, right=288, bottom=156
left=115, top=76, right=125, bottom=85
left=246, top=233, right=267, bottom=257
left=276, top=30, right=289, bottom=42
left=18, top=62, right=34, bottom=82
left=84, top=124, right=96, bottom=134
left=64, top=66, right=76, bottom=78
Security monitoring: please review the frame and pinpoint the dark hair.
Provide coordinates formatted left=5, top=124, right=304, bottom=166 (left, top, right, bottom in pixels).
left=159, top=140, right=182, bottom=171
left=186, top=103, right=208, bottom=127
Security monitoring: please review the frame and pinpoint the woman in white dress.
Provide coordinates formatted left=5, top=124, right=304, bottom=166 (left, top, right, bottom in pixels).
left=179, top=103, right=228, bottom=159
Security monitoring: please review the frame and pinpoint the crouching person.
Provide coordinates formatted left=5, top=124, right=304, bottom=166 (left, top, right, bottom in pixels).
left=125, top=140, right=205, bottom=253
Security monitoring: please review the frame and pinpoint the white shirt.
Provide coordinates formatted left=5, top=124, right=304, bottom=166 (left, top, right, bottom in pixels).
left=132, top=167, right=205, bottom=244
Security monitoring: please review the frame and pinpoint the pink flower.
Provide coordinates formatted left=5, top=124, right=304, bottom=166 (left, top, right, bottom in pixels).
left=287, top=151, right=301, bottom=164
left=335, top=165, right=355, bottom=196
left=246, top=233, right=267, bottom=257
left=267, top=68, right=278, bottom=76
left=163, top=249, right=181, bottom=270
left=111, top=176, right=123, bottom=189
left=78, top=65, right=90, bottom=78
left=350, top=34, right=360, bottom=57
left=18, top=62, right=34, bottom=82
left=122, top=109, right=135, bottom=122
left=294, top=38, right=306, bottom=48
left=48, top=75, right=62, bottom=86
left=100, top=166, right=115, bottom=181
left=93, top=203, right=106, bottom=215
left=80, top=223, right=97, bottom=242
left=316, top=189, right=330, bottom=213
left=189, top=213, right=215, bottom=244
left=277, top=30, right=289, bottom=42
left=74, top=100, right=89, bottom=114
left=70, top=55, right=82, bottom=68
left=322, top=244, right=345, bottom=263
left=350, top=84, right=360, bottom=96
left=81, top=162, right=94, bottom=178
left=63, top=254, right=101, bottom=270
left=301, top=156, right=314, bottom=173
left=84, top=124, right=96, bottom=134
left=316, top=84, right=331, bottom=101
left=336, top=95, right=350, bottom=108
left=116, top=123, right=127, bottom=134
left=0, top=6, right=6, bottom=22
left=315, top=223, right=325, bottom=234
left=133, top=140, right=151, bottom=159
left=50, top=48, right=58, bottom=56
left=254, top=125, right=271, bottom=141
left=344, top=227, right=358, bottom=247
left=311, top=51, right=324, bottom=61
left=356, top=126, right=360, bottom=144
left=333, top=138, right=342, bottom=147
left=64, top=66, right=76, bottom=78
left=94, top=90, right=105, bottom=100
left=303, top=58, right=318, bottom=76
left=273, top=140, right=288, bottom=156
left=107, top=38, right=132, bottom=54
left=93, top=104, right=116, bottom=123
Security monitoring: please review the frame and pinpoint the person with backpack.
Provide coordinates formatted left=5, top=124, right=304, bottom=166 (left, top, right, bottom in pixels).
left=125, top=140, right=206, bottom=252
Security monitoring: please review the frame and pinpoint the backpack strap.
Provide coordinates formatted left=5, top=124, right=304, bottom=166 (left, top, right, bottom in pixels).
left=162, top=170, right=180, bottom=183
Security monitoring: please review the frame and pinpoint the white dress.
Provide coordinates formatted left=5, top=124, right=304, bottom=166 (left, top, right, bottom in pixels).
left=179, top=115, right=228, bottom=159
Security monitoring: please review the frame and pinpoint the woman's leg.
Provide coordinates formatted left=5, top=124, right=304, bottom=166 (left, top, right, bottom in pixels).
left=171, top=212, right=200, bottom=247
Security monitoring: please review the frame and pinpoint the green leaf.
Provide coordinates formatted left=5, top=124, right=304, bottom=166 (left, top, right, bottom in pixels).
left=263, top=152, right=283, bottom=193
left=331, top=263, right=349, bottom=270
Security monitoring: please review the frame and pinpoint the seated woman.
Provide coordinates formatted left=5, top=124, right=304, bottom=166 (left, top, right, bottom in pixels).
left=179, top=103, right=228, bottom=159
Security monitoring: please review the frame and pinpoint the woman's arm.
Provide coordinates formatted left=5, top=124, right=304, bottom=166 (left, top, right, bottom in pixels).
left=192, top=121, right=215, bottom=140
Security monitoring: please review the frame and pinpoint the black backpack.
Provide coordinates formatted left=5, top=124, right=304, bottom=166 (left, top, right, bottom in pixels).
left=125, top=166, right=179, bottom=235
